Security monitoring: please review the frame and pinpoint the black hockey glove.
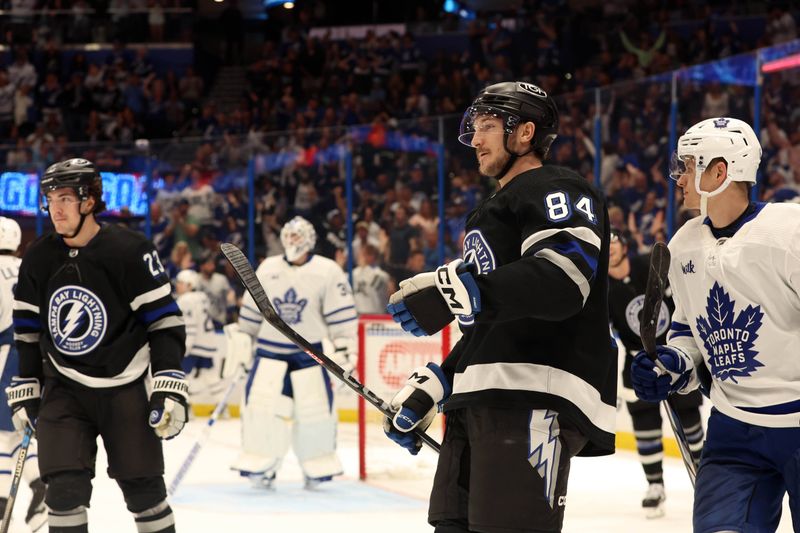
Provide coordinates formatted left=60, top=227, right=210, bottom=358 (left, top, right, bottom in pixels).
left=383, top=363, right=451, bottom=455
left=148, top=370, right=189, bottom=440
left=386, top=259, right=480, bottom=336
left=5, top=377, right=41, bottom=432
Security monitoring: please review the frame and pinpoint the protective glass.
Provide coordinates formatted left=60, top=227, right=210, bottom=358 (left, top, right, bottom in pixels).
left=458, top=105, right=518, bottom=146
left=668, top=152, right=695, bottom=182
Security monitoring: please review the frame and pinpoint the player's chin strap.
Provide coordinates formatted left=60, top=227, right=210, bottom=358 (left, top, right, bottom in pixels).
left=59, top=204, right=90, bottom=239
left=490, top=133, right=535, bottom=181
left=696, top=172, right=734, bottom=218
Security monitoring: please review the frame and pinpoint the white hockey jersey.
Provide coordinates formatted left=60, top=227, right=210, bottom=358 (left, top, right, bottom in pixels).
left=176, top=290, right=220, bottom=359
left=0, top=255, right=20, bottom=339
left=352, top=265, right=391, bottom=315
left=667, top=203, right=800, bottom=428
left=238, top=254, right=357, bottom=355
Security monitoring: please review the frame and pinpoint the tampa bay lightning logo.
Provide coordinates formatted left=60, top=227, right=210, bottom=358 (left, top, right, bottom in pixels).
left=460, top=230, right=496, bottom=327
left=273, top=288, right=307, bottom=325
left=625, top=295, right=669, bottom=337
left=695, top=282, right=764, bottom=383
left=48, top=285, right=107, bottom=356
left=463, top=229, right=496, bottom=275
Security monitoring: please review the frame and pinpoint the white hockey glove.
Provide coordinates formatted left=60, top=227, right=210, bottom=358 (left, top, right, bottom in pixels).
left=331, top=337, right=356, bottom=377
left=383, top=363, right=451, bottom=455
left=223, top=323, right=255, bottom=378
left=5, top=377, right=41, bottom=432
left=387, top=259, right=480, bottom=336
left=148, top=370, right=189, bottom=440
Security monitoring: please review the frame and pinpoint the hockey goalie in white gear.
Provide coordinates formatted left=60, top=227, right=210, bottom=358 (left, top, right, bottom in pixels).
left=175, top=269, right=226, bottom=404
left=231, top=216, right=358, bottom=489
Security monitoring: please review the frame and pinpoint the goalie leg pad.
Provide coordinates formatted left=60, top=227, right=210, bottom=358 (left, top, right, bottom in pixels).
left=233, top=358, right=292, bottom=474
left=290, top=366, right=342, bottom=478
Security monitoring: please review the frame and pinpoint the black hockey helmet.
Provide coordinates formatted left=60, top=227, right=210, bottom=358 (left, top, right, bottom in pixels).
left=459, top=81, right=559, bottom=159
left=40, top=158, right=106, bottom=214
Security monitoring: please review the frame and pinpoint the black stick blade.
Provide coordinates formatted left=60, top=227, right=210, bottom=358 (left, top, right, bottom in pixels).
left=640, top=242, right=671, bottom=358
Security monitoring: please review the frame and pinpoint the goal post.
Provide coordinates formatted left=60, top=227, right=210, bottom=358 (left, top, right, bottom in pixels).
left=357, top=314, right=455, bottom=480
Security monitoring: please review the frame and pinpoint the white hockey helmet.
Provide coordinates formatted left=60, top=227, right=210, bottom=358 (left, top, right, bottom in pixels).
left=0, top=217, right=21, bottom=252
left=280, top=216, right=316, bottom=262
left=670, top=117, right=761, bottom=214
left=176, top=269, right=200, bottom=290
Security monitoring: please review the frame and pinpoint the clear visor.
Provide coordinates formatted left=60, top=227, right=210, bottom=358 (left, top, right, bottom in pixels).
left=668, top=152, right=696, bottom=182
left=458, top=106, right=517, bottom=147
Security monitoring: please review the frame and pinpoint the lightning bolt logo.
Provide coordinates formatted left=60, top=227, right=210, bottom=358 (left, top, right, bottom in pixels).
left=528, top=409, right=562, bottom=509
left=48, top=285, right=108, bottom=356
left=58, top=302, right=86, bottom=343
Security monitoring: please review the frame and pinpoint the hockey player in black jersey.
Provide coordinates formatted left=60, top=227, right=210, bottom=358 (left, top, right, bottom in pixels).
left=6, top=158, right=188, bottom=533
left=385, top=81, right=617, bottom=532
left=607, top=229, right=704, bottom=519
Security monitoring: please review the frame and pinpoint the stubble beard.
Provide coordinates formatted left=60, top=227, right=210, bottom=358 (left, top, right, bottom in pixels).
left=479, top=151, right=511, bottom=178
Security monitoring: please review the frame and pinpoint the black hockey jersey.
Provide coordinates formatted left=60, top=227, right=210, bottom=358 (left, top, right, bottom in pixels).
left=608, top=254, right=673, bottom=354
left=441, top=165, right=617, bottom=456
left=13, top=224, right=185, bottom=387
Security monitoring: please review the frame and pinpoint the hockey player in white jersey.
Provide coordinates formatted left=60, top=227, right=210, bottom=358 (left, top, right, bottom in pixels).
left=631, top=117, right=800, bottom=532
left=231, top=216, right=357, bottom=489
left=175, top=269, right=224, bottom=403
left=0, top=217, right=47, bottom=531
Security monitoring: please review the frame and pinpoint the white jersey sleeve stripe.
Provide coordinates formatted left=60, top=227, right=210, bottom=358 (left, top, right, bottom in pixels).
left=521, top=226, right=601, bottom=256
left=327, top=315, right=358, bottom=326
left=13, top=300, right=39, bottom=314
left=148, top=315, right=185, bottom=333
left=130, top=283, right=172, bottom=311
left=533, top=248, right=591, bottom=304
left=13, top=332, right=39, bottom=343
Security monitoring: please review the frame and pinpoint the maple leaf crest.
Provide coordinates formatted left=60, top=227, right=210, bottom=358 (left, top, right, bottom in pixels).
left=695, top=282, right=764, bottom=383
left=273, top=288, right=308, bottom=325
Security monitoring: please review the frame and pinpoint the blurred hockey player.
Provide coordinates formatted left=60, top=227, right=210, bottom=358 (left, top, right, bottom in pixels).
left=0, top=217, right=46, bottom=532
left=7, top=159, right=187, bottom=533
left=352, top=244, right=394, bottom=315
left=175, top=269, right=225, bottom=402
left=231, top=216, right=357, bottom=489
left=630, top=117, right=800, bottom=532
left=607, top=228, right=704, bottom=518
left=385, top=82, right=617, bottom=532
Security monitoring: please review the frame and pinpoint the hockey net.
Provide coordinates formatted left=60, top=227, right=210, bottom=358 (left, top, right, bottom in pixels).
left=356, top=314, right=457, bottom=481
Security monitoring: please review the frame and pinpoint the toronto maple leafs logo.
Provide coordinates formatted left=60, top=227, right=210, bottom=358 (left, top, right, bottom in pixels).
left=713, top=117, right=730, bottom=128
left=695, top=282, right=764, bottom=383
left=273, top=288, right=307, bottom=325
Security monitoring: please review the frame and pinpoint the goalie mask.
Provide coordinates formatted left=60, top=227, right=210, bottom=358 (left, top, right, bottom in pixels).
left=176, top=269, right=199, bottom=291
left=459, top=81, right=559, bottom=180
left=280, top=216, right=316, bottom=263
left=0, top=216, right=21, bottom=252
left=669, top=117, right=761, bottom=216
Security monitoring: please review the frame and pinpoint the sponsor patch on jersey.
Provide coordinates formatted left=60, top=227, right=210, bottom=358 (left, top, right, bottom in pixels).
left=695, top=282, right=764, bottom=382
left=273, top=288, right=307, bottom=325
left=48, top=285, right=107, bottom=356
left=625, top=295, right=669, bottom=338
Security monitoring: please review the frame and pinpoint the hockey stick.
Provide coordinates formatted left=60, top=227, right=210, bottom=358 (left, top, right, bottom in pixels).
left=168, top=367, right=248, bottom=496
left=640, top=241, right=697, bottom=487
left=220, top=243, right=441, bottom=453
left=0, top=426, right=33, bottom=533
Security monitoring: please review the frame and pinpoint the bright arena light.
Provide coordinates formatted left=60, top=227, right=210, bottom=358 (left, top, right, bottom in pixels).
left=284, top=1, right=294, bottom=8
